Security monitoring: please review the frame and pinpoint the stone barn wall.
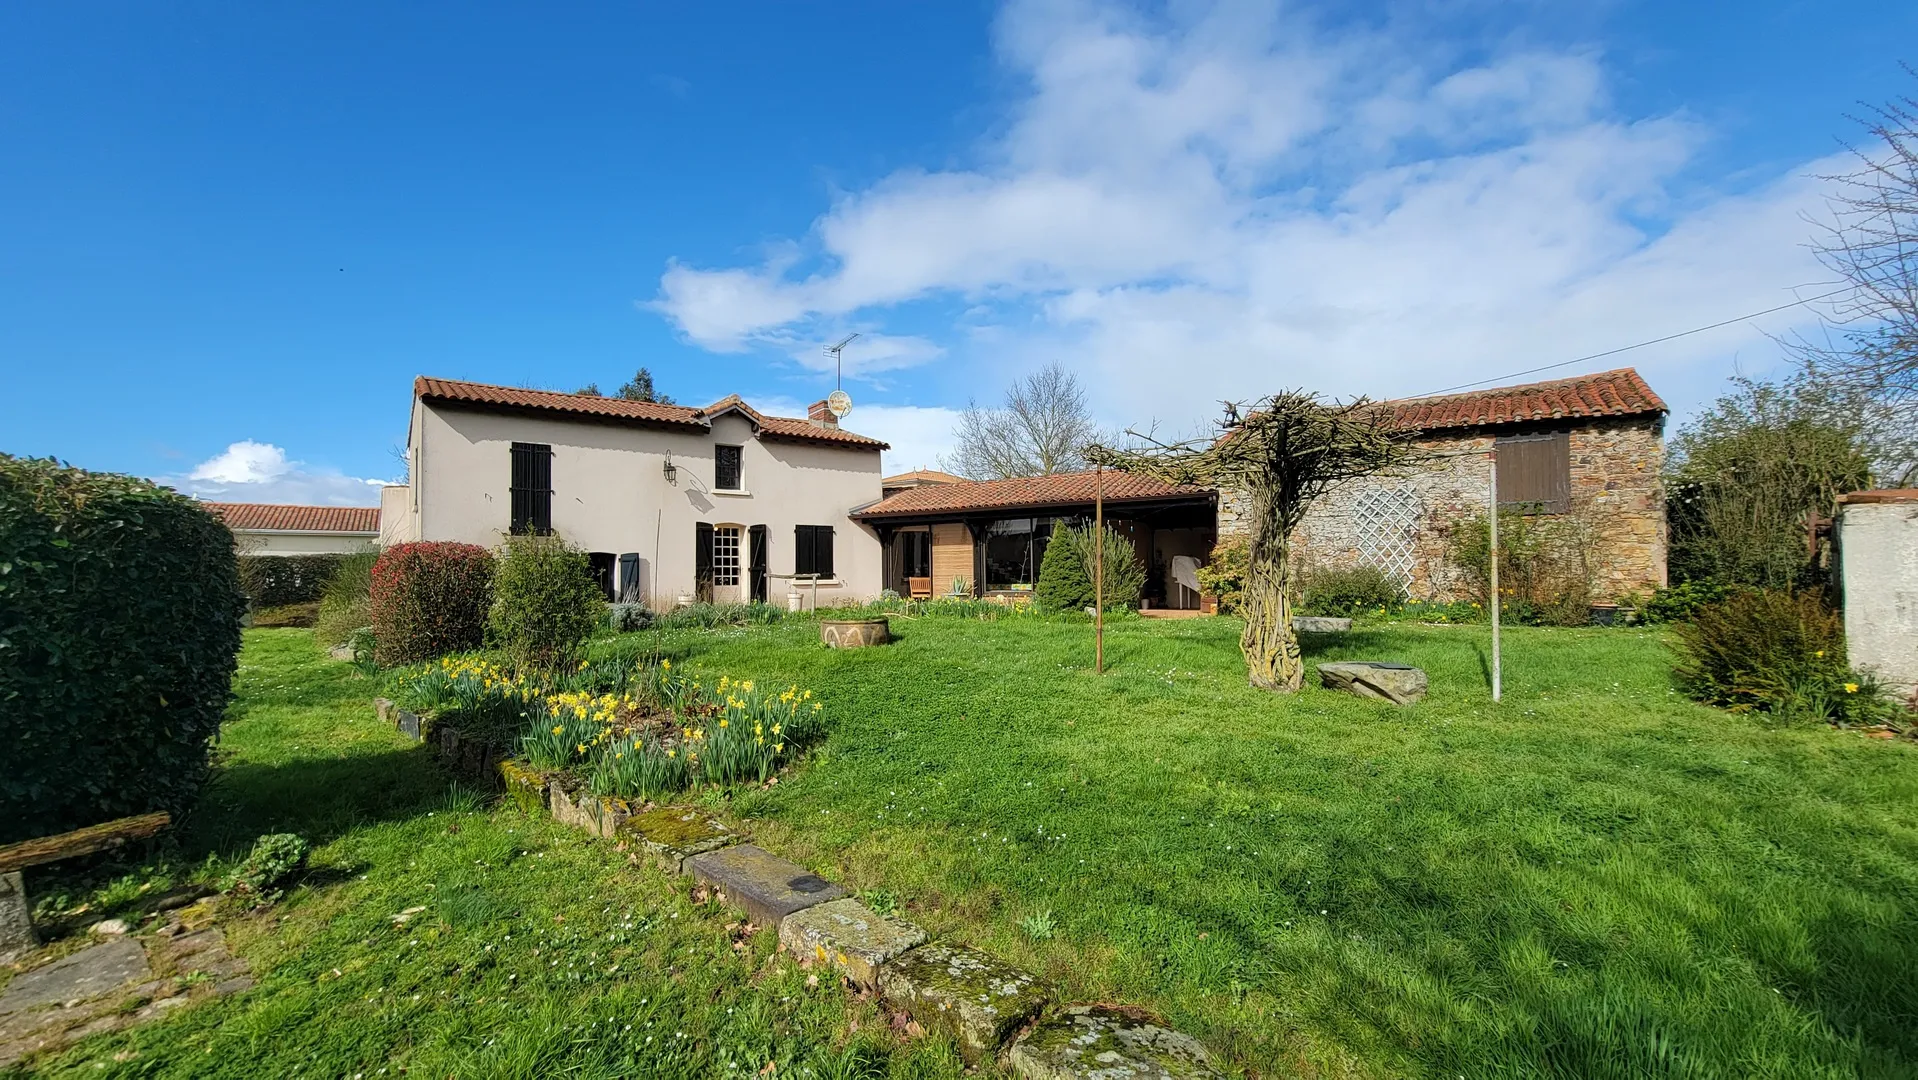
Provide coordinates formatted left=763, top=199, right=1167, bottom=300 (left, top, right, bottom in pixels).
left=1219, top=416, right=1666, bottom=603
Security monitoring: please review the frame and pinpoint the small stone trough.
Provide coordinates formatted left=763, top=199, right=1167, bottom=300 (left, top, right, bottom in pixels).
left=374, top=695, right=1224, bottom=1076
left=819, top=617, right=889, bottom=648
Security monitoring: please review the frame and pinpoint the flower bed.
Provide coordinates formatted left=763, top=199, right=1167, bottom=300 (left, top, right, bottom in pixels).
left=389, top=656, right=828, bottom=804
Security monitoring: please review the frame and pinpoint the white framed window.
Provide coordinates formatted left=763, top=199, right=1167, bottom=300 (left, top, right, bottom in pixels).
left=713, top=526, right=741, bottom=586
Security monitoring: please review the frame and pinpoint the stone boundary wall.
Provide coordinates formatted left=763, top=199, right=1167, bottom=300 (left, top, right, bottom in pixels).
left=1219, top=416, right=1666, bottom=603
left=376, top=698, right=1225, bottom=1078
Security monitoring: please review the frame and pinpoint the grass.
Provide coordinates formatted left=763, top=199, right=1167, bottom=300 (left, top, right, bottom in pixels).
left=592, top=615, right=1918, bottom=1079
left=16, top=630, right=973, bottom=1078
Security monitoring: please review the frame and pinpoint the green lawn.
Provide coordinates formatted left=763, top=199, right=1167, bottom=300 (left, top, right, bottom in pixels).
left=20, top=630, right=972, bottom=1079
left=597, top=614, right=1918, bottom=1079
left=21, top=618, right=1918, bottom=1078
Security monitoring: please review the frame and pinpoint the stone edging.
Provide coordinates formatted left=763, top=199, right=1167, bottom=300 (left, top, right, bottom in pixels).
left=374, top=698, right=1224, bottom=1078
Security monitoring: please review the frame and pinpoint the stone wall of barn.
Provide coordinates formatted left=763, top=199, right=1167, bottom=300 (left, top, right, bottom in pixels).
left=1218, top=416, right=1666, bottom=603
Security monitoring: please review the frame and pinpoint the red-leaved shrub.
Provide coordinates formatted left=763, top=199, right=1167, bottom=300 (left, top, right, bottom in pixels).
left=370, top=542, right=495, bottom=667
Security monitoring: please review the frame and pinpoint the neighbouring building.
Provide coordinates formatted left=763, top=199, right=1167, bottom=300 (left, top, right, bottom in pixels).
left=1837, top=489, right=1918, bottom=701
left=208, top=502, right=380, bottom=556
left=850, top=470, right=1217, bottom=606
left=1222, top=368, right=1669, bottom=603
left=380, top=377, right=890, bottom=607
left=881, top=468, right=964, bottom=500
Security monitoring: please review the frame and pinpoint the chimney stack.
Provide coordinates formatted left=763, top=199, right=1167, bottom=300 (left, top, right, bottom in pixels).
left=808, top=400, right=838, bottom=429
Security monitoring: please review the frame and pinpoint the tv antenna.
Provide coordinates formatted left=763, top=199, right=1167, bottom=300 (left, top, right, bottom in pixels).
left=823, top=333, right=859, bottom=419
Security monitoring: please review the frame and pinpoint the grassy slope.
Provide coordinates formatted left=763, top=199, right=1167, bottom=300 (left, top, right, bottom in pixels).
left=597, top=616, right=1918, bottom=1079
left=23, top=631, right=973, bottom=1079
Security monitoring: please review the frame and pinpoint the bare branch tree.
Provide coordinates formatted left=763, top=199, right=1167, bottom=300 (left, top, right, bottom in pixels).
left=941, top=361, right=1100, bottom=479
left=1790, top=68, right=1918, bottom=404
left=1089, top=392, right=1421, bottom=692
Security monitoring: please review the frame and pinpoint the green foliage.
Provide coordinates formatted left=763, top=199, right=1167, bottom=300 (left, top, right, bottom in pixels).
left=225, top=833, right=310, bottom=901
left=1035, top=520, right=1146, bottom=612
left=0, top=454, right=246, bottom=844
left=1672, top=588, right=1896, bottom=723
left=1195, top=534, right=1248, bottom=614
left=1019, top=909, right=1057, bottom=942
left=237, top=553, right=353, bottom=608
left=1299, top=564, right=1403, bottom=616
left=1447, top=509, right=1596, bottom=626
left=489, top=534, right=604, bottom=672
left=1667, top=372, right=1878, bottom=588
left=617, top=366, right=675, bottom=404
left=369, top=541, right=495, bottom=667
left=653, top=602, right=784, bottom=630
left=251, top=601, right=320, bottom=628
left=608, top=603, right=654, bottom=632
left=315, top=551, right=378, bottom=647
left=1639, top=580, right=1732, bottom=624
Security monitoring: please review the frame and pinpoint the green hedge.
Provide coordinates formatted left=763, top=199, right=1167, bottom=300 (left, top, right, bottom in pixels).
left=0, top=456, right=247, bottom=844
left=237, top=553, right=353, bottom=608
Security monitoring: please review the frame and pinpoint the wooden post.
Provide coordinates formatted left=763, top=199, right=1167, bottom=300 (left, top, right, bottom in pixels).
left=1488, top=449, right=1501, bottom=703
left=1095, top=463, right=1104, bottom=675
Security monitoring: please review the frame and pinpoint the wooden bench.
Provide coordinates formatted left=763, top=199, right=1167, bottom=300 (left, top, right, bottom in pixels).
left=0, top=812, right=171, bottom=961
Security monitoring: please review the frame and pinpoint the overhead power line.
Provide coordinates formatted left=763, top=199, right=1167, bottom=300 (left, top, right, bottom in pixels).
left=1413, top=285, right=1856, bottom=398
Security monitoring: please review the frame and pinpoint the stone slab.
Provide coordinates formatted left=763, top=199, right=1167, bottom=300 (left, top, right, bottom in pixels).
left=876, top=943, right=1050, bottom=1063
left=777, top=898, right=927, bottom=988
left=374, top=697, right=395, bottom=725
left=499, top=760, right=551, bottom=816
left=1292, top=616, right=1352, bottom=633
left=1008, top=1005, right=1222, bottom=1079
left=684, top=844, right=846, bottom=929
left=1317, top=661, right=1428, bottom=705
left=396, top=708, right=424, bottom=742
left=0, top=938, right=148, bottom=1016
left=617, top=806, right=738, bottom=872
left=0, top=872, right=35, bottom=963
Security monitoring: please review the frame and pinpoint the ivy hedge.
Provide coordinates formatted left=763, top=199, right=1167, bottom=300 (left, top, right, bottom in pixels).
left=0, top=455, right=247, bottom=844
left=237, top=553, right=353, bottom=608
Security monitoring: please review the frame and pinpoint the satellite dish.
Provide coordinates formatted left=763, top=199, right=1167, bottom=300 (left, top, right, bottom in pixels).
left=826, top=389, right=853, bottom=418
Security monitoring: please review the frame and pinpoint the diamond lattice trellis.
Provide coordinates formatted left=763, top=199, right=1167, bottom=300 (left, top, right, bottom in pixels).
left=1352, top=486, right=1421, bottom=592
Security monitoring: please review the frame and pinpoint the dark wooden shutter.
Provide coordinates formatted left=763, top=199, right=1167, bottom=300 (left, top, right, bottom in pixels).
left=749, top=525, right=769, bottom=603
left=1495, top=433, right=1570, bottom=513
left=616, top=553, right=641, bottom=602
left=794, top=525, right=835, bottom=578
left=510, top=442, right=553, bottom=534
left=695, top=522, right=714, bottom=602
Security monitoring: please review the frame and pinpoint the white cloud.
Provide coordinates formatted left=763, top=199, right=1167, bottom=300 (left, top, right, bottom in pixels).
left=744, top=395, right=963, bottom=476
left=649, top=0, right=1844, bottom=427
left=169, top=441, right=389, bottom=506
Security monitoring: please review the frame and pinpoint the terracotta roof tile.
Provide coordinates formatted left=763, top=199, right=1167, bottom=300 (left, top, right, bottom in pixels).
left=853, top=469, right=1209, bottom=520
left=207, top=503, right=380, bottom=533
left=883, top=469, right=965, bottom=485
left=1384, top=368, right=1666, bottom=433
left=415, top=377, right=886, bottom=449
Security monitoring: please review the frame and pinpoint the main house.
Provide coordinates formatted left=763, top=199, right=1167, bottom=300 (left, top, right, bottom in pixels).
left=380, top=377, right=890, bottom=606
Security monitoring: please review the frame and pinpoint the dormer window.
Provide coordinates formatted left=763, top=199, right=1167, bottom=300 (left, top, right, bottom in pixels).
left=715, top=444, right=744, bottom=492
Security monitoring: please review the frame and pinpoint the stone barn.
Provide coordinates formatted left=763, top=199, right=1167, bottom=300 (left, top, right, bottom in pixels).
left=1221, top=368, right=1668, bottom=604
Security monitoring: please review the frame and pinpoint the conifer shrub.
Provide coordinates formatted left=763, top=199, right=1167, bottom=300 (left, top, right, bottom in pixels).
left=1035, top=521, right=1145, bottom=612
left=369, top=541, right=494, bottom=667
left=0, top=455, right=247, bottom=843
left=489, top=533, right=603, bottom=671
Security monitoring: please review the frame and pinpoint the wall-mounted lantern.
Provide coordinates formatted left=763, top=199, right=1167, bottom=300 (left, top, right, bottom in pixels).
left=663, top=451, right=677, bottom=485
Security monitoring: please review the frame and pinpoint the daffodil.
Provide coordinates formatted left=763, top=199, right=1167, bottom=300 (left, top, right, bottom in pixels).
left=1845, top=682, right=1859, bottom=693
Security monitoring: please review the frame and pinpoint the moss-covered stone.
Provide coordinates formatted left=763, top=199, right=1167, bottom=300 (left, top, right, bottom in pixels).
left=617, top=806, right=737, bottom=872
left=497, top=760, right=549, bottom=816
left=777, top=898, right=926, bottom=988
left=1007, top=1005, right=1221, bottom=1079
left=876, top=943, right=1049, bottom=1062
left=685, top=845, right=846, bottom=928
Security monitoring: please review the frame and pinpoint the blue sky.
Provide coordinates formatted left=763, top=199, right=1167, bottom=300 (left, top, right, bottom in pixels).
left=3, top=1, right=1915, bottom=504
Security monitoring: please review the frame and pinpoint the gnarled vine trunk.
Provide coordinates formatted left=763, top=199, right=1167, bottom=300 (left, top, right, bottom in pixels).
left=1240, top=494, right=1302, bottom=691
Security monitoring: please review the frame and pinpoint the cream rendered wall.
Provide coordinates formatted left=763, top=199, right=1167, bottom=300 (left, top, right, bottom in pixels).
left=410, top=402, right=884, bottom=604
left=233, top=531, right=379, bottom=556
left=1839, top=497, right=1918, bottom=699
left=379, top=484, right=417, bottom=546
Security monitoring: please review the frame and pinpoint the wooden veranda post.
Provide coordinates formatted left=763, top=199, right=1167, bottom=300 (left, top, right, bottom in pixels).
left=1094, top=463, right=1104, bottom=674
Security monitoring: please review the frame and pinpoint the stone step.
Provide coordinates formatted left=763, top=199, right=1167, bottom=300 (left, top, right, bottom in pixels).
left=1008, top=1004, right=1223, bottom=1078
left=685, top=844, right=846, bottom=929
left=619, top=806, right=738, bottom=872
left=777, top=898, right=927, bottom=988
left=876, top=943, right=1050, bottom=1064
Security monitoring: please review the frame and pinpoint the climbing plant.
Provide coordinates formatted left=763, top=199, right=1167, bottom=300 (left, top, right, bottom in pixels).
left=1089, top=393, right=1418, bottom=691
